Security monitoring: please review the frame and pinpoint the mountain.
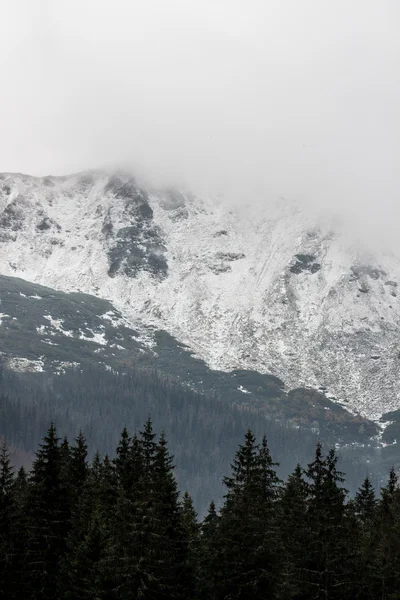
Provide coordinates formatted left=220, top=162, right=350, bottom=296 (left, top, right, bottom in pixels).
left=0, top=272, right=377, bottom=443
left=1, top=169, right=399, bottom=426
left=0, top=274, right=385, bottom=511
left=2, top=167, right=400, bottom=504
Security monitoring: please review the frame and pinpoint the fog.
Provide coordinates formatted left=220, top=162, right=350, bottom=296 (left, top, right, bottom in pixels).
left=0, top=1, right=399, bottom=248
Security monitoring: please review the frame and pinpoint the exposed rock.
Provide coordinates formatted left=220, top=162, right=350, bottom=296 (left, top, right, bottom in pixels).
left=215, top=252, right=245, bottom=261
left=290, top=254, right=321, bottom=274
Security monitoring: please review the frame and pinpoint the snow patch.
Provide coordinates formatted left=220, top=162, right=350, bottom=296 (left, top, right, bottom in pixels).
left=7, top=357, right=44, bottom=372
left=238, top=385, right=251, bottom=394
left=78, top=330, right=107, bottom=345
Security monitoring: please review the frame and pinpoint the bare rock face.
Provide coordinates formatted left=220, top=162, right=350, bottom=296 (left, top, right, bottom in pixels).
left=0, top=169, right=400, bottom=422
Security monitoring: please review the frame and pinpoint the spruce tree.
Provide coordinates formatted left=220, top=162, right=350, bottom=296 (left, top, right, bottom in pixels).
left=351, top=477, right=378, bottom=599
left=113, top=427, right=131, bottom=492
left=61, top=454, right=111, bottom=600
left=181, top=492, right=200, bottom=549
left=214, top=430, right=280, bottom=600
left=25, top=424, right=70, bottom=600
left=303, top=444, right=356, bottom=599
left=102, top=422, right=156, bottom=599
left=181, top=491, right=200, bottom=596
left=276, top=464, right=310, bottom=599
left=69, top=431, right=88, bottom=492
left=0, top=440, right=14, bottom=599
left=199, top=501, right=219, bottom=600
left=355, top=476, right=376, bottom=523
left=369, top=468, right=400, bottom=599
left=9, top=467, right=29, bottom=600
left=150, top=431, right=193, bottom=599
left=105, top=425, right=192, bottom=599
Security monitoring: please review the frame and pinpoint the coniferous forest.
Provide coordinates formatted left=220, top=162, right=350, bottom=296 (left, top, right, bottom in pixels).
left=1, top=422, right=400, bottom=600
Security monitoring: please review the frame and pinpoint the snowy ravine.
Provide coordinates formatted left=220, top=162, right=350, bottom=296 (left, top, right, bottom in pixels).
left=0, top=169, right=399, bottom=422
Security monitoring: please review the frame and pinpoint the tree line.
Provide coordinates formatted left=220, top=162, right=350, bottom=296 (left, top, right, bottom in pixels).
left=0, top=363, right=379, bottom=514
left=0, top=422, right=399, bottom=599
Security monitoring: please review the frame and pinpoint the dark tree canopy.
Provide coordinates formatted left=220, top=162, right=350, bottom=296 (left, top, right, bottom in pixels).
left=0, top=424, right=399, bottom=600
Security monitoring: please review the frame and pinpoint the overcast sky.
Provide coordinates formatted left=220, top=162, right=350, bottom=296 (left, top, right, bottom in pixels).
left=0, top=1, right=399, bottom=246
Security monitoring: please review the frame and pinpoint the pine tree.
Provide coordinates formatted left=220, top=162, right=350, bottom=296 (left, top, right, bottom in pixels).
left=113, top=427, right=131, bottom=492
left=61, top=454, right=111, bottom=600
left=213, top=430, right=280, bottom=600
left=25, top=424, right=70, bottom=600
left=101, top=423, right=154, bottom=599
left=351, top=477, right=378, bottom=599
left=108, top=426, right=196, bottom=599
left=149, top=431, right=193, bottom=598
left=181, top=491, right=200, bottom=596
left=69, top=431, right=88, bottom=492
left=181, top=492, right=200, bottom=548
left=0, top=441, right=14, bottom=599
left=276, top=464, right=310, bottom=599
left=140, top=418, right=157, bottom=485
left=368, top=468, right=400, bottom=599
left=60, top=436, right=70, bottom=469
left=355, top=476, right=376, bottom=523
left=199, top=501, right=219, bottom=600
left=8, top=467, right=29, bottom=600
left=303, top=444, right=356, bottom=599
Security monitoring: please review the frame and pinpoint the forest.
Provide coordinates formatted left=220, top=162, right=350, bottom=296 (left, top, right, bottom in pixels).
left=0, top=422, right=400, bottom=600
left=0, top=362, right=380, bottom=514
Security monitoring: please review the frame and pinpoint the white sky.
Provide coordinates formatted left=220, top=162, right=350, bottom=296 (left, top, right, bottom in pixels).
left=0, top=0, right=399, bottom=246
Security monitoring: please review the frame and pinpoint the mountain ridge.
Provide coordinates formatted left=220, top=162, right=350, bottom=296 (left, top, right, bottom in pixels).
left=1, top=169, right=399, bottom=423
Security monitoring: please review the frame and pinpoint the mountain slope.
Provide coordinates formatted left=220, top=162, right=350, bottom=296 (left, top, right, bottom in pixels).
left=0, top=274, right=376, bottom=445
left=0, top=169, right=399, bottom=422
left=0, top=272, right=391, bottom=512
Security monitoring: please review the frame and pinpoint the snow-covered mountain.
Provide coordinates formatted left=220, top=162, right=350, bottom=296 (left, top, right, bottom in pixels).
left=0, top=169, right=399, bottom=422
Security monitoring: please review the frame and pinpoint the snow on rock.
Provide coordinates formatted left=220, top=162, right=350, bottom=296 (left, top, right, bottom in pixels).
left=78, top=330, right=107, bottom=345
left=7, top=357, right=44, bottom=372
left=0, top=169, right=400, bottom=421
left=238, top=386, right=251, bottom=395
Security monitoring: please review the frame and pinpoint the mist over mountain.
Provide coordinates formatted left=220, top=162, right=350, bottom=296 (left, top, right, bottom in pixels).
left=1, top=0, right=399, bottom=252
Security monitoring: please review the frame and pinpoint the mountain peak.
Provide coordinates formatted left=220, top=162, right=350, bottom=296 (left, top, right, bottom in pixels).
left=0, top=170, right=399, bottom=422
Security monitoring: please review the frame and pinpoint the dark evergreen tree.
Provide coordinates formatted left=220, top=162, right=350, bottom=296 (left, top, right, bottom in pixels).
left=355, top=476, right=376, bottom=523
left=181, top=492, right=200, bottom=548
left=140, top=418, right=157, bottom=485
left=60, top=437, right=70, bottom=469
left=104, top=423, right=155, bottom=599
left=367, top=468, right=400, bottom=599
left=0, top=441, right=14, bottom=599
left=276, top=464, right=310, bottom=599
left=199, top=501, right=219, bottom=600
left=303, top=444, right=357, bottom=599
left=3, top=420, right=400, bottom=600
left=213, top=430, right=280, bottom=600
left=69, top=431, right=88, bottom=491
left=61, top=452, right=111, bottom=600
left=150, top=431, right=191, bottom=599
left=8, top=467, right=29, bottom=600
left=105, top=425, right=191, bottom=599
left=25, top=424, right=70, bottom=600
left=350, top=477, right=378, bottom=600
left=113, top=427, right=131, bottom=492
left=181, top=491, right=201, bottom=597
